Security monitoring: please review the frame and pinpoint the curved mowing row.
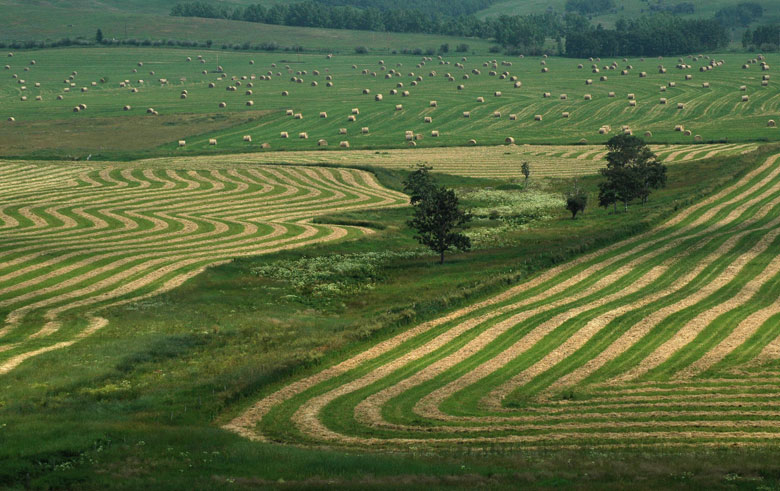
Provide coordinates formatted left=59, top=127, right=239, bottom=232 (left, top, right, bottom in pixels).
left=149, top=143, right=759, bottom=179
left=0, top=162, right=407, bottom=374
left=228, top=151, right=780, bottom=449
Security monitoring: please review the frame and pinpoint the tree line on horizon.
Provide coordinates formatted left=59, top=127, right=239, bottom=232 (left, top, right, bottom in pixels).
left=168, top=0, right=750, bottom=57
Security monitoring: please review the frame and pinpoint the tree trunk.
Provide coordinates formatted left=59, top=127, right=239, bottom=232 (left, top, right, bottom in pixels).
left=440, top=250, right=445, bottom=264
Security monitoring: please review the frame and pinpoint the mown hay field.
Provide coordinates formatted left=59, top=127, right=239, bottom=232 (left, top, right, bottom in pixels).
left=146, top=142, right=760, bottom=179
left=228, top=149, right=780, bottom=449
left=1, top=48, right=777, bottom=158
left=0, top=159, right=407, bottom=375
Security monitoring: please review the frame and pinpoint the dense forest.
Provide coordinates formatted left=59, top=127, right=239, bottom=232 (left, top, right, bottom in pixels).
left=565, top=16, right=730, bottom=58
left=314, top=0, right=495, bottom=17
left=170, top=1, right=747, bottom=57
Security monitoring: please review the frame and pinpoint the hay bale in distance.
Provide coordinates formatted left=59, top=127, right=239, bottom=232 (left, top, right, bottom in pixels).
left=505, top=137, right=515, bottom=144
left=534, top=114, right=543, bottom=121
left=209, top=138, right=217, bottom=145
left=280, top=132, right=289, bottom=138
left=299, top=132, right=308, bottom=139
left=361, top=127, right=369, bottom=134
left=243, top=135, right=252, bottom=142
left=339, top=141, right=350, bottom=148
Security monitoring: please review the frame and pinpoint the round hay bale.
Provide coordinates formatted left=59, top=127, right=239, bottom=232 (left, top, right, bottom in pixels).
left=245, top=89, right=253, bottom=96
left=348, top=115, right=356, bottom=122
left=476, top=96, right=484, bottom=103
left=463, top=111, right=470, bottom=118
left=677, top=103, right=685, bottom=109
left=493, top=111, right=501, bottom=118
left=675, top=124, right=684, bottom=132
left=131, top=88, right=139, bottom=93
left=514, top=81, right=522, bottom=88
left=339, top=141, right=350, bottom=148
left=457, top=84, right=465, bottom=90
left=35, top=95, right=42, bottom=101
left=123, top=105, right=131, bottom=111
left=608, top=92, right=616, bottom=98
left=319, top=112, right=328, bottom=118
left=318, top=139, right=328, bottom=147
left=660, top=98, right=667, bottom=104
left=281, top=90, right=289, bottom=96
left=644, top=131, right=653, bottom=138
left=246, top=100, right=254, bottom=106
left=702, top=82, right=710, bottom=88
left=742, top=95, right=749, bottom=102
left=562, top=112, right=570, bottom=118
left=629, top=100, right=637, bottom=106
left=362, top=88, right=370, bottom=94
left=668, top=81, right=676, bottom=87
left=395, top=104, right=403, bottom=111
left=494, top=91, right=502, bottom=97
left=218, top=102, right=227, bottom=108
left=375, top=94, right=383, bottom=101
left=660, top=86, right=667, bottom=92
left=361, top=127, right=369, bottom=134
left=431, top=130, right=439, bottom=137
left=505, top=137, right=515, bottom=144
left=390, top=89, right=397, bottom=95
left=209, top=139, right=217, bottom=145
left=208, top=82, right=216, bottom=88
left=534, top=114, right=543, bottom=121
left=584, top=94, right=592, bottom=100
left=7, top=116, right=15, bottom=122
left=541, top=67, right=549, bottom=73
left=408, top=141, right=417, bottom=147
left=430, top=100, right=437, bottom=107
left=468, top=139, right=477, bottom=145
left=339, top=128, right=347, bottom=135
left=294, top=113, right=303, bottom=119
left=684, top=130, right=692, bottom=136
left=326, top=81, right=334, bottom=87
left=762, top=80, right=769, bottom=86
left=424, top=116, right=432, bottom=123
left=146, top=107, right=154, bottom=114
left=402, top=90, right=410, bottom=97
left=685, top=74, right=692, bottom=80
left=243, top=135, right=252, bottom=142
left=186, top=57, right=191, bottom=62
left=352, top=108, right=360, bottom=115
left=280, top=132, right=289, bottom=138
left=767, top=120, right=776, bottom=127
left=639, top=72, right=647, bottom=77
left=585, top=79, right=593, bottom=85
left=560, top=93, right=568, bottom=100
left=56, top=95, right=64, bottom=100
left=509, top=114, right=517, bottom=120
left=299, top=132, right=308, bottom=139
left=600, top=76, right=608, bottom=81
left=81, top=87, right=88, bottom=93
left=543, top=92, right=551, bottom=98
left=694, top=135, right=702, bottom=142
left=599, top=127, right=607, bottom=135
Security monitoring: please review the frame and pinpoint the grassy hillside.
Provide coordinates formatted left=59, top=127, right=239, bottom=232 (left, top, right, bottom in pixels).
left=1, top=48, right=776, bottom=159
left=1, top=142, right=779, bottom=487
left=477, top=0, right=780, bottom=29
left=0, top=1, right=493, bottom=53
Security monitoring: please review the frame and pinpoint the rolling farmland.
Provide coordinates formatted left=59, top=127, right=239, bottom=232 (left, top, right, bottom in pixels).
left=228, top=149, right=780, bottom=449
left=147, top=142, right=760, bottom=179
left=1, top=48, right=777, bottom=158
left=0, top=160, right=406, bottom=374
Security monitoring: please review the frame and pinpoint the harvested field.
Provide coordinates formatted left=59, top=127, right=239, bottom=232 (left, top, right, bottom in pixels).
left=228, top=150, right=780, bottom=449
left=0, top=161, right=407, bottom=374
left=151, top=143, right=760, bottom=179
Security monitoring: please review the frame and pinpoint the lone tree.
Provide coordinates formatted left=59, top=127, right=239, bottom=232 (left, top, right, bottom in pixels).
left=565, top=180, right=588, bottom=219
left=521, top=161, right=530, bottom=187
left=95, top=28, right=103, bottom=43
left=403, top=165, right=471, bottom=264
left=598, top=134, right=666, bottom=212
